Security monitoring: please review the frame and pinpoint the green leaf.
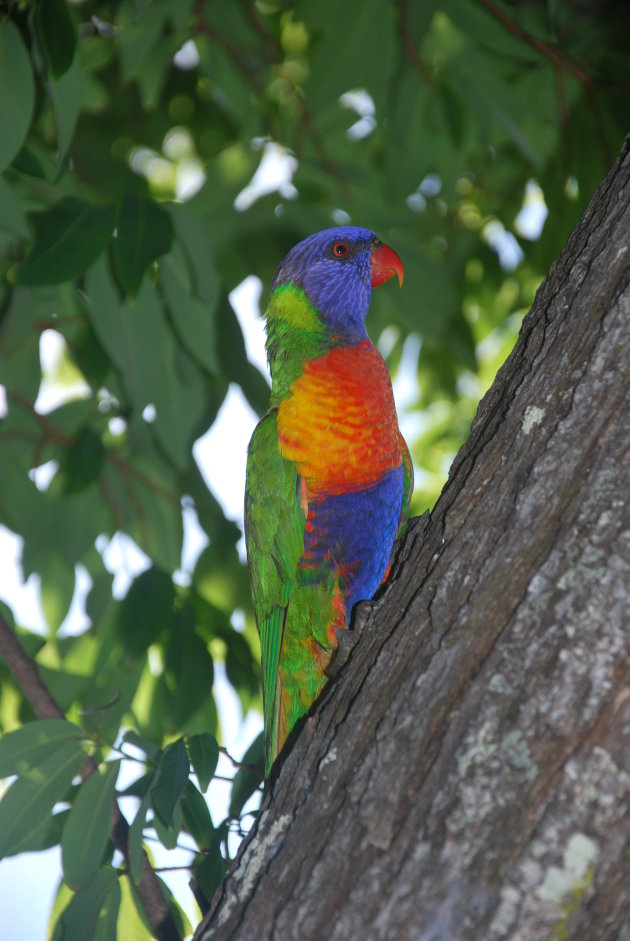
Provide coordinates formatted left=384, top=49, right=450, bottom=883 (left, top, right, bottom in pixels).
left=225, top=630, right=259, bottom=708
left=160, top=250, right=220, bottom=374
left=117, top=3, right=168, bottom=83
left=13, top=808, right=70, bottom=855
left=170, top=207, right=221, bottom=307
left=93, top=877, right=121, bottom=941
left=301, top=0, right=395, bottom=113
left=156, top=876, right=192, bottom=940
left=128, top=787, right=152, bottom=883
left=156, top=604, right=215, bottom=733
left=52, top=868, right=119, bottom=941
left=0, top=718, right=83, bottom=777
left=0, top=287, right=43, bottom=399
left=153, top=809, right=181, bottom=849
left=86, top=262, right=206, bottom=471
left=120, top=771, right=154, bottom=799
left=181, top=780, right=214, bottom=850
left=0, top=175, right=29, bottom=236
left=216, top=292, right=268, bottom=416
left=152, top=738, right=189, bottom=828
left=61, top=761, right=120, bottom=890
left=113, top=194, right=174, bottom=299
left=39, top=553, right=76, bottom=634
left=193, top=834, right=225, bottom=905
left=59, top=426, right=106, bottom=495
left=121, top=462, right=184, bottom=573
left=51, top=52, right=83, bottom=166
left=0, top=741, right=86, bottom=859
left=0, top=21, right=35, bottom=172
left=121, top=731, right=161, bottom=764
left=36, top=0, right=77, bottom=79
left=48, top=880, right=74, bottom=941
left=188, top=733, right=219, bottom=792
left=117, top=567, right=176, bottom=657
left=228, top=733, right=264, bottom=819
left=16, top=197, right=115, bottom=286
left=71, top=323, right=111, bottom=389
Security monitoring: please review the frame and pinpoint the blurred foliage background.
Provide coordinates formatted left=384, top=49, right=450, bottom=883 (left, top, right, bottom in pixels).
left=0, top=0, right=628, bottom=937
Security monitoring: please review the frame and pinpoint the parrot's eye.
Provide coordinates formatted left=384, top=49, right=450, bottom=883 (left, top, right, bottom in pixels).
left=333, top=242, right=349, bottom=257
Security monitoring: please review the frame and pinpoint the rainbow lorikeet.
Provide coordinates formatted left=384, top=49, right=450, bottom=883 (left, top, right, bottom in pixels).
left=245, top=226, right=413, bottom=776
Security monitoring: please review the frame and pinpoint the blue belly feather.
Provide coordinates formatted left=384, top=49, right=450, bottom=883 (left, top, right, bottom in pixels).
left=298, top=466, right=404, bottom=619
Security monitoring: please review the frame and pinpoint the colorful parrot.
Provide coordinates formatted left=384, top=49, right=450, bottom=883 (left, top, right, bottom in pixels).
left=245, top=226, right=413, bottom=776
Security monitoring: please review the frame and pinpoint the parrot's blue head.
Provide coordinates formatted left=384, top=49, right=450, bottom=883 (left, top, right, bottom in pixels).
left=271, top=226, right=403, bottom=340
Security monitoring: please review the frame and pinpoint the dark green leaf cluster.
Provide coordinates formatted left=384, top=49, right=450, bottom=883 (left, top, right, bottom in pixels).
left=0, top=716, right=263, bottom=935
left=0, top=0, right=628, bottom=936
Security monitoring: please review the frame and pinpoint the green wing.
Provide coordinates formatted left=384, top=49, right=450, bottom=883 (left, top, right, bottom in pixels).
left=398, top=431, right=414, bottom=532
left=244, top=410, right=305, bottom=774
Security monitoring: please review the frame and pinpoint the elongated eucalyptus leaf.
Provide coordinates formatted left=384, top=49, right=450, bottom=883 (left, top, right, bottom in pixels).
left=181, top=780, right=214, bottom=850
left=128, top=787, right=152, bottom=884
left=0, top=719, right=83, bottom=777
left=61, top=761, right=120, bottom=890
left=116, top=567, right=176, bottom=657
left=51, top=868, right=119, bottom=941
left=35, top=0, right=77, bottom=79
left=0, top=742, right=86, bottom=859
left=152, top=738, right=189, bottom=828
left=0, top=21, right=35, bottom=171
left=112, top=193, right=173, bottom=299
left=51, top=54, right=82, bottom=166
left=188, top=732, right=219, bottom=792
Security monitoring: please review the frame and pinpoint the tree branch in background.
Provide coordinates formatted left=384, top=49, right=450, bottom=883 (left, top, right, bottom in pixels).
left=475, top=0, right=620, bottom=168
left=474, top=0, right=590, bottom=82
left=398, top=0, right=435, bottom=85
left=0, top=611, right=183, bottom=941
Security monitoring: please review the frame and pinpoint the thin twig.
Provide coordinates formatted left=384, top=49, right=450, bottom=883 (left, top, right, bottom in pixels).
left=398, top=0, right=435, bottom=85
left=474, top=0, right=613, bottom=171
left=0, top=612, right=182, bottom=941
left=98, top=473, right=125, bottom=533
left=0, top=616, right=62, bottom=720
left=33, top=315, right=87, bottom=333
left=219, top=745, right=261, bottom=774
left=108, top=452, right=181, bottom=506
left=474, top=0, right=591, bottom=82
left=238, top=0, right=280, bottom=66
left=8, top=389, right=69, bottom=446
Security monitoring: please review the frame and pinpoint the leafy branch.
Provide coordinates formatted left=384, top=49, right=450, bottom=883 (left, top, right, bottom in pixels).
left=6, top=387, right=180, bottom=548
left=194, top=0, right=349, bottom=197
left=0, top=610, right=183, bottom=941
left=474, top=0, right=591, bottom=82
left=474, top=0, right=614, bottom=167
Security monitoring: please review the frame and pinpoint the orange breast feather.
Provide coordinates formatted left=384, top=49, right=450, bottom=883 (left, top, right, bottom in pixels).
left=277, top=340, right=402, bottom=496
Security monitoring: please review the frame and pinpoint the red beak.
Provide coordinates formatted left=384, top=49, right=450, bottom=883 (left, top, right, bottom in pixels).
left=371, top=241, right=404, bottom=288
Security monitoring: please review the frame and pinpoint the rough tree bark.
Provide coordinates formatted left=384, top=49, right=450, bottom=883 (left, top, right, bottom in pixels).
left=195, top=137, right=630, bottom=941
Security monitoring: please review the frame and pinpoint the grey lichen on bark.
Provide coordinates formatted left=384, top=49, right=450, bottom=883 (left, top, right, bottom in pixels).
left=195, top=136, right=630, bottom=941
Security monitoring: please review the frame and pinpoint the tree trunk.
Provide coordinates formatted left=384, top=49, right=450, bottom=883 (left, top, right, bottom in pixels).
left=194, top=137, right=630, bottom=941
